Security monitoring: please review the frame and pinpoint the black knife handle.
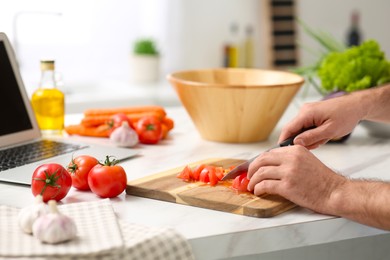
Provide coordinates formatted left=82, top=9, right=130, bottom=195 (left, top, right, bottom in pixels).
left=279, top=136, right=295, bottom=147
left=278, top=126, right=315, bottom=147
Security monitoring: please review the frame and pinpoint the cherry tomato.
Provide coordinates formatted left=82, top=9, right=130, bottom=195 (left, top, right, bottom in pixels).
left=135, top=116, right=162, bottom=144
left=232, top=172, right=250, bottom=192
left=88, top=156, right=127, bottom=198
left=108, top=113, right=134, bottom=131
left=31, top=163, right=72, bottom=202
left=67, top=155, right=99, bottom=191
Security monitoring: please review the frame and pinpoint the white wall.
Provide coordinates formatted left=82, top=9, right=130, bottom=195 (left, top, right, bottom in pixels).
left=1, top=0, right=390, bottom=96
left=160, top=0, right=264, bottom=73
left=0, top=0, right=161, bottom=93
left=0, top=0, right=264, bottom=95
left=296, top=0, right=390, bottom=66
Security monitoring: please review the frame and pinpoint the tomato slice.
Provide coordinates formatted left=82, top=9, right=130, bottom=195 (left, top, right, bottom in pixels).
left=204, top=166, right=217, bottom=186
left=232, top=172, right=250, bottom=192
left=177, top=165, right=193, bottom=181
left=228, top=165, right=236, bottom=171
left=177, top=164, right=247, bottom=189
left=240, top=177, right=250, bottom=192
left=199, top=168, right=210, bottom=183
left=192, top=164, right=206, bottom=181
left=232, top=174, right=241, bottom=189
left=215, top=167, right=224, bottom=180
left=208, top=172, right=218, bottom=186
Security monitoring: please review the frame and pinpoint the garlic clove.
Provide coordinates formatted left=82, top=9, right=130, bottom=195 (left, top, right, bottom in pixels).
left=110, top=121, right=139, bottom=147
left=32, top=200, right=77, bottom=244
left=18, top=195, right=48, bottom=234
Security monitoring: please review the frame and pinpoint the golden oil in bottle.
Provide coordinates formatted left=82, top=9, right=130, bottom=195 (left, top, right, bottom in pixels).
left=31, top=60, right=65, bottom=134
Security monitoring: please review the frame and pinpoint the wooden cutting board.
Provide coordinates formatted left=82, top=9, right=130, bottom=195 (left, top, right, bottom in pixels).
left=126, top=158, right=296, bottom=218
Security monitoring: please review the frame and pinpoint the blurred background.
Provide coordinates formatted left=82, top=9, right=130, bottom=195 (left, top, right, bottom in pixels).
left=1, top=0, right=389, bottom=112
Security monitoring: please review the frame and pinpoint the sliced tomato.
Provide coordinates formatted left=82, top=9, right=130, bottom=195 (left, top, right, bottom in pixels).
left=208, top=167, right=219, bottom=186
left=240, top=178, right=250, bottom=192
left=215, top=167, right=225, bottom=180
left=192, top=164, right=205, bottom=181
left=228, top=165, right=237, bottom=171
left=232, top=172, right=250, bottom=192
left=188, top=167, right=196, bottom=180
left=177, top=165, right=193, bottom=181
left=198, top=166, right=220, bottom=186
left=232, top=175, right=241, bottom=189
left=199, top=168, right=210, bottom=183
left=177, top=164, right=227, bottom=187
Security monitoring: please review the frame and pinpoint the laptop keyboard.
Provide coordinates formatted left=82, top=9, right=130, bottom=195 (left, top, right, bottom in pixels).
left=0, top=140, right=87, bottom=172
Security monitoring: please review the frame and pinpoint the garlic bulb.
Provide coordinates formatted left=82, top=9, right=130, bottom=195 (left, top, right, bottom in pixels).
left=110, top=121, right=139, bottom=147
left=32, top=200, right=77, bottom=244
left=18, top=195, right=48, bottom=234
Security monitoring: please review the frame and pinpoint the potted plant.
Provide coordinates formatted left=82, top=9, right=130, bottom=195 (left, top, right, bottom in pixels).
left=294, top=21, right=390, bottom=138
left=130, top=38, right=160, bottom=84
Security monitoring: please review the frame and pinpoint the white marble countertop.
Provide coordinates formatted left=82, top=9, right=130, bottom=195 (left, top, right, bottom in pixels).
left=1, top=98, right=390, bottom=259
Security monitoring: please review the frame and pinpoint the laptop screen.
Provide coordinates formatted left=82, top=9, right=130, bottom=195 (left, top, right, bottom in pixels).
left=0, top=41, right=33, bottom=136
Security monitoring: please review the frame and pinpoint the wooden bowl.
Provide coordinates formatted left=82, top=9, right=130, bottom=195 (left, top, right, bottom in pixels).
left=167, top=68, right=304, bottom=143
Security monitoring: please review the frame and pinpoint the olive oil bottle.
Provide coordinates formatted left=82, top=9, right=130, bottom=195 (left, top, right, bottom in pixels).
left=228, top=22, right=239, bottom=68
left=31, top=60, right=64, bottom=134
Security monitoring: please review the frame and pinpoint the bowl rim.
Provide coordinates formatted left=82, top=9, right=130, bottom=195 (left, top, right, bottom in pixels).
left=166, top=68, right=305, bottom=88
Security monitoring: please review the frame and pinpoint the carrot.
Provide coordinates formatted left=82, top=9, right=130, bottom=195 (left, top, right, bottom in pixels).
left=84, top=105, right=166, bottom=118
left=81, top=115, right=112, bottom=127
left=159, top=117, right=175, bottom=139
left=81, top=111, right=165, bottom=127
left=161, top=124, right=169, bottom=139
left=162, top=117, right=174, bottom=131
left=64, top=124, right=110, bottom=137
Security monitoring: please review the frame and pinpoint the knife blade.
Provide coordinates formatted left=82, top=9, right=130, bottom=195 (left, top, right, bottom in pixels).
left=221, top=127, right=313, bottom=180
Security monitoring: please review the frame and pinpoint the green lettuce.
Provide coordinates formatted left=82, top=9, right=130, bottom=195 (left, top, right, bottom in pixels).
left=318, top=40, right=390, bottom=93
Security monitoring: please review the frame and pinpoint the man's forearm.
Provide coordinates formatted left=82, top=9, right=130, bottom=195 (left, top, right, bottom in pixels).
left=330, top=179, right=390, bottom=230
left=354, top=84, right=390, bottom=122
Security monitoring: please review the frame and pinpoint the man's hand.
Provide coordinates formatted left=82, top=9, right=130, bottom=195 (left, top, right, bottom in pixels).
left=247, top=145, right=346, bottom=215
left=279, top=95, right=363, bottom=149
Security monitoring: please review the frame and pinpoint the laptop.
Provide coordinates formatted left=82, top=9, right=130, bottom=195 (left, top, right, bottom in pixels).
left=0, top=32, right=138, bottom=185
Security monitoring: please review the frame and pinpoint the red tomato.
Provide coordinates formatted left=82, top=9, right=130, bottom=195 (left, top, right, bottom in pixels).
left=135, top=116, right=162, bottom=144
left=109, top=113, right=134, bottom=130
left=88, top=156, right=127, bottom=198
left=232, top=172, right=250, bottom=192
left=67, top=155, right=99, bottom=191
left=31, top=163, right=72, bottom=202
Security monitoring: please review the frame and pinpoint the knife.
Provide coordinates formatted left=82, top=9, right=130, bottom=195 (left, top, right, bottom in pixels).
left=221, top=127, right=314, bottom=180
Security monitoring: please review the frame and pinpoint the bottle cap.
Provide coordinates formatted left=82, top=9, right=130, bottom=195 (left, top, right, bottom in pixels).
left=40, top=60, right=55, bottom=71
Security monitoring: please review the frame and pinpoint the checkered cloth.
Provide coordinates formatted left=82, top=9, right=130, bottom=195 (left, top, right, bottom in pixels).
left=0, top=199, right=194, bottom=260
